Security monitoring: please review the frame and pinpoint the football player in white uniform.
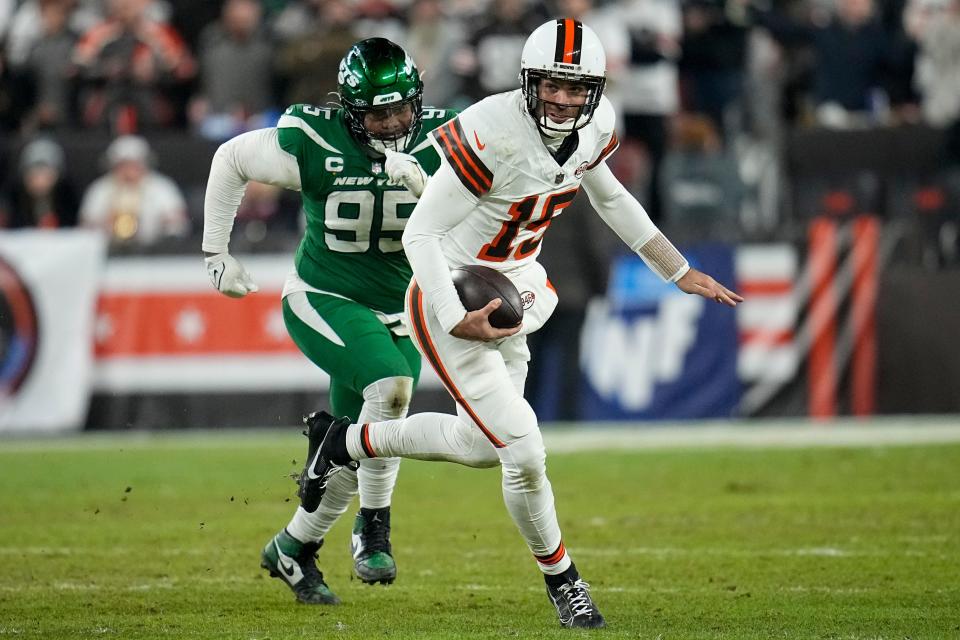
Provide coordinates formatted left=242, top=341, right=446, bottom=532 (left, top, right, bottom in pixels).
left=302, top=19, right=742, bottom=628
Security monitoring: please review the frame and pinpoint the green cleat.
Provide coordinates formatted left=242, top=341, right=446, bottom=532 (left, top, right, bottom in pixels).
left=350, top=507, right=397, bottom=585
left=260, top=529, right=340, bottom=604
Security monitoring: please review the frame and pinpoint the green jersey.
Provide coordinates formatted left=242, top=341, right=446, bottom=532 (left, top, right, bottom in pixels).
left=278, top=104, right=455, bottom=313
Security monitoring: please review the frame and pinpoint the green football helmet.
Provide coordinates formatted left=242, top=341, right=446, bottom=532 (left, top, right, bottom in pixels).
left=338, top=38, right=424, bottom=153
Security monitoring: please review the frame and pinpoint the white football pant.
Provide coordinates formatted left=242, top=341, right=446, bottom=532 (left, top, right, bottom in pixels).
left=345, top=265, right=573, bottom=574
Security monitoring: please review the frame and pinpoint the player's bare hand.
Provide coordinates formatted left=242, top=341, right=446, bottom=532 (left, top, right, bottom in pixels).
left=676, top=267, right=743, bottom=307
left=450, top=299, right=522, bottom=341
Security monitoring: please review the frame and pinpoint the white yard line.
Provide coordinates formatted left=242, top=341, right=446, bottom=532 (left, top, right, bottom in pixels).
left=543, top=417, right=960, bottom=452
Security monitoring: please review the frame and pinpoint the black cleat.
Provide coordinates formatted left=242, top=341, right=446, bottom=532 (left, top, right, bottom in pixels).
left=297, top=411, right=355, bottom=513
left=546, top=573, right=606, bottom=629
left=260, top=530, right=340, bottom=604
left=351, top=507, right=397, bottom=585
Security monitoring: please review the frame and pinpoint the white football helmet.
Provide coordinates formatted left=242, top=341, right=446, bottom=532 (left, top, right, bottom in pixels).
left=520, top=18, right=607, bottom=136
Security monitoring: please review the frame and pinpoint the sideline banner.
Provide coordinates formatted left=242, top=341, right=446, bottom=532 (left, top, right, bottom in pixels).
left=0, top=230, right=106, bottom=433
left=95, top=255, right=322, bottom=393
left=93, top=255, right=442, bottom=393
left=580, top=244, right=798, bottom=420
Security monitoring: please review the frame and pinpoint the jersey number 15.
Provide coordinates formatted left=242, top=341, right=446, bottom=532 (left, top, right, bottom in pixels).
left=478, top=189, right=578, bottom=262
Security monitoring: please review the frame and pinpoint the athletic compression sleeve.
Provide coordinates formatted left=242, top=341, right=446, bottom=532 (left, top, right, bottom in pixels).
left=581, top=162, right=689, bottom=282
left=202, top=128, right=302, bottom=254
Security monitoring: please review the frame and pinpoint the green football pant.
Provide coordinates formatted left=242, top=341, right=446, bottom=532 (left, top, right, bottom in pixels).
left=282, top=291, right=422, bottom=422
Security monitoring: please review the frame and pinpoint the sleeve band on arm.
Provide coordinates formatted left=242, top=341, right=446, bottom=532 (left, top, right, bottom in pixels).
left=638, top=231, right=689, bottom=282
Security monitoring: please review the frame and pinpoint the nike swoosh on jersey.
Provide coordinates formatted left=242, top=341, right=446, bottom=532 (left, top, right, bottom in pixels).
left=473, top=131, right=486, bottom=150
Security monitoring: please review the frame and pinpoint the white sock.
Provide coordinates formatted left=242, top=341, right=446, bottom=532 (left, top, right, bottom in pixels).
left=496, top=420, right=571, bottom=575
left=355, top=377, right=412, bottom=509
left=285, top=465, right=358, bottom=543
left=357, top=457, right=399, bottom=509
left=348, top=413, right=500, bottom=468
left=503, top=471, right=571, bottom=575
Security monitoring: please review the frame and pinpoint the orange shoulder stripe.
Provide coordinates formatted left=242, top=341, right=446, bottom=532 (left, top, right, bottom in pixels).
left=447, top=122, right=492, bottom=190
left=437, top=123, right=487, bottom=197
left=585, top=132, right=620, bottom=171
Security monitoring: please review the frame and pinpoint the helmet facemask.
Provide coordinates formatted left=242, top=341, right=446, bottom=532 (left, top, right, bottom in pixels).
left=519, top=19, right=608, bottom=137
left=522, top=68, right=605, bottom=137
left=343, top=92, right=424, bottom=153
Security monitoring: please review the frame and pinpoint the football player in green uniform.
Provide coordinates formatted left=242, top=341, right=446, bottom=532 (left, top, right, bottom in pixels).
left=202, top=38, right=455, bottom=604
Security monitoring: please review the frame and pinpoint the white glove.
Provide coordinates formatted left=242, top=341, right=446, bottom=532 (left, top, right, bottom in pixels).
left=384, top=149, right=428, bottom=197
left=204, top=252, right=259, bottom=298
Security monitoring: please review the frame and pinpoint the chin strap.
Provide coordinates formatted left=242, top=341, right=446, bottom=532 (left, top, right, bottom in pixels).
left=535, top=113, right=577, bottom=139
left=367, top=135, right=409, bottom=155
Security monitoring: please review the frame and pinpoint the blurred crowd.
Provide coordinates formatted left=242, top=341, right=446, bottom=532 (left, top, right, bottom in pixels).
left=0, top=0, right=958, bottom=255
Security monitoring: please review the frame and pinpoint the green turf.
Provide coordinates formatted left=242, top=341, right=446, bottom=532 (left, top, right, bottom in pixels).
left=0, top=433, right=958, bottom=639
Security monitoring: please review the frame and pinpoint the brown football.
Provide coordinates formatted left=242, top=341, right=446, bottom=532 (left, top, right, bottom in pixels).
left=451, top=265, right=523, bottom=329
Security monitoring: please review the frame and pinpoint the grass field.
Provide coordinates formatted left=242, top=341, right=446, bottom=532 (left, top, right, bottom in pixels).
left=1, top=425, right=959, bottom=639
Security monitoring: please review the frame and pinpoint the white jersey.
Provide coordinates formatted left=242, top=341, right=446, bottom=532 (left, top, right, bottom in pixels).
left=427, top=89, right=618, bottom=273
left=405, top=88, right=682, bottom=334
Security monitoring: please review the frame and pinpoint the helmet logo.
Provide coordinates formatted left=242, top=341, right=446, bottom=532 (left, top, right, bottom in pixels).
left=575, top=161, right=589, bottom=178
left=373, top=92, right=402, bottom=105
left=338, top=60, right=359, bottom=88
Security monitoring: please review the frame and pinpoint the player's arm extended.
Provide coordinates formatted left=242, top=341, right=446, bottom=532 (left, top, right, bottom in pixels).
left=403, top=163, right=519, bottom=340
left=202, top=128, right=301, bottom=297
left=580, top=163, right=742, bottom=306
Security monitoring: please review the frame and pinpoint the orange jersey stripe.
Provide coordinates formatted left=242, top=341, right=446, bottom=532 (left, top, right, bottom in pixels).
left=447, top=121, right=492, bottom=189
left=437, top=124, right=486, bottom=197
left=585, top=132, right=620, bottom=171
